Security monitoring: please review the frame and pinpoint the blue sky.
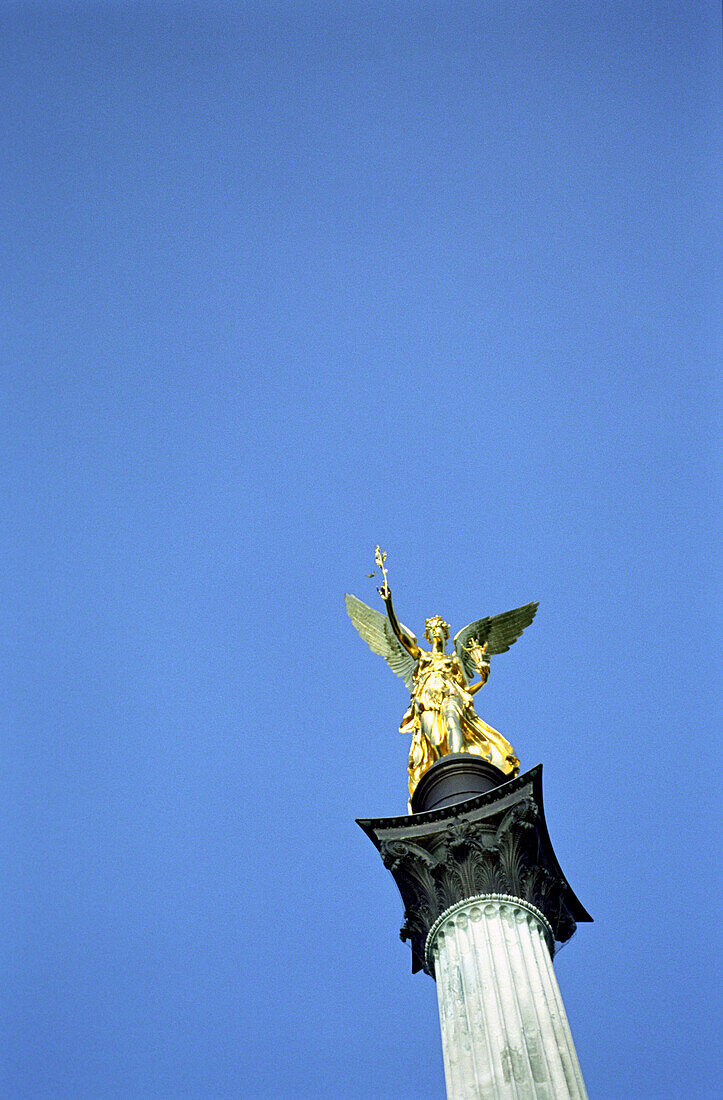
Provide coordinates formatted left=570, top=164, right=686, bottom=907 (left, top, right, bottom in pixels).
left=2, top=3, right=719, bottom=1097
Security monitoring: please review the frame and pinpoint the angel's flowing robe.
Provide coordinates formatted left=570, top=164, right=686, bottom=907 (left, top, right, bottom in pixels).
left=401, top=649, right=519, bottom=801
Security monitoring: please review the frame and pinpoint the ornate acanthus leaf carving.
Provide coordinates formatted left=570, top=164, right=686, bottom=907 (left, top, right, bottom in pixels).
left=358, top=767, right=591, bottom=976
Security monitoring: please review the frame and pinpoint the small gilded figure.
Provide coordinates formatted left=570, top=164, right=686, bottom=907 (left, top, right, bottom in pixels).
left=346, top=548, right=537, bottom=804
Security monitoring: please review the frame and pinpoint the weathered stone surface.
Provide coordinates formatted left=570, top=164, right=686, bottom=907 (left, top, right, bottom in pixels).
left=429, top=896, right=589, bottom=1099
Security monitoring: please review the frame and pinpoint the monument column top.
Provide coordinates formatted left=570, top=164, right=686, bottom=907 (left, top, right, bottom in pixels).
left=357, top=763, right=592, bottom=976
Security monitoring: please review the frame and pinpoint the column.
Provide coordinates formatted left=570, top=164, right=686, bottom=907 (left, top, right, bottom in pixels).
left=427, top=895, right=588, bottom=1100
left=357, top=762, right=592, bottom=1100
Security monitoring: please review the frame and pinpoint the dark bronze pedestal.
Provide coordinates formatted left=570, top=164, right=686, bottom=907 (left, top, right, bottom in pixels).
left=411, top=752, right=509, bottom=813
left=358, top=761, right=592, bottom=975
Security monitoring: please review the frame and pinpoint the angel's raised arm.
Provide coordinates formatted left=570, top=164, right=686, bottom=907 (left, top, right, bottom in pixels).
left=379, top=586, right=421, bottom=661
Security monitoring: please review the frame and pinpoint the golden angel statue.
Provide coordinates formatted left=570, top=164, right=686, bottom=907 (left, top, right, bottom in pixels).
left=346, top=550, right=537, bottom=804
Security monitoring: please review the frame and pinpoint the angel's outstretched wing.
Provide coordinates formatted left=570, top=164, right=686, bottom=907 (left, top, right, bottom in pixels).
left=454, top=602, right=538, bottom=682
left=345, top=593, right=417, bottom=690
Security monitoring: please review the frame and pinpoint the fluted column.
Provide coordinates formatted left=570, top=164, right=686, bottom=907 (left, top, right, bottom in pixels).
left=357, top=763, right=592, bottom=1100
left=427, top=895, right=588, bottom=1100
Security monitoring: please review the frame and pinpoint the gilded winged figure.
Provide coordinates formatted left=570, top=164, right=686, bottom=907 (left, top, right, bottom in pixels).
left=346, top=558, right=537, bottom=804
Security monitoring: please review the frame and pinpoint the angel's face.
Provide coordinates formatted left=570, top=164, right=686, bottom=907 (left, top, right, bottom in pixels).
left=425, top=616, right=450, bottom=647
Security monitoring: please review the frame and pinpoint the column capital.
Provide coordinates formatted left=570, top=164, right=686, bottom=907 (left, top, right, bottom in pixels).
left=357, top=764, right=591, bottom=976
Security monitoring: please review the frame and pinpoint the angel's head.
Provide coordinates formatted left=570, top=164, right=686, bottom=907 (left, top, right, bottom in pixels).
left=424, top=615, right=450, bottom=647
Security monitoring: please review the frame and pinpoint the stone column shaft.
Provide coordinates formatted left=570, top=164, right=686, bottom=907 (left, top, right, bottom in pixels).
left=428, top=896, right=588, bottom=1100
left=357, top=765, right=592, bottom=1100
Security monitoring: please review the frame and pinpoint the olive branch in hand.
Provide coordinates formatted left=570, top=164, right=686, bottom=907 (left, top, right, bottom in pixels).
left=366, top=545, right=389, bottom=596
